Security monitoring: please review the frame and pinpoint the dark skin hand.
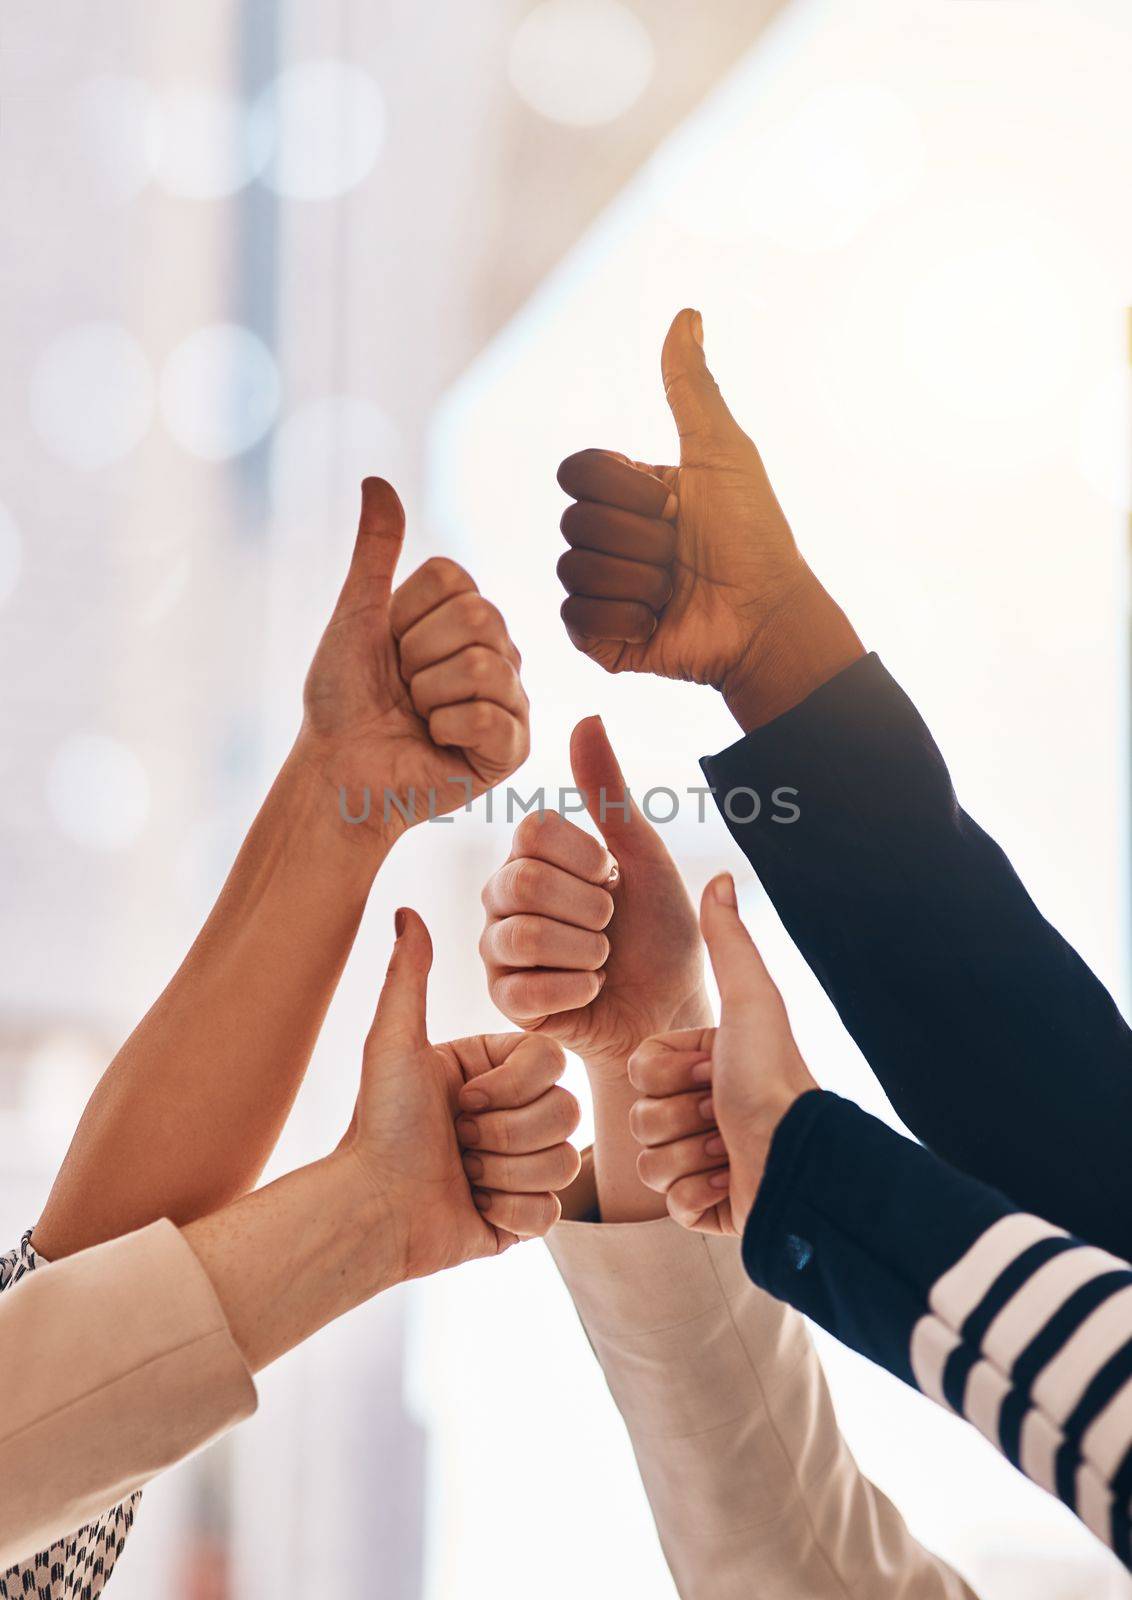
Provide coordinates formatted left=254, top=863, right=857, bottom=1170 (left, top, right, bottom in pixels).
left=556, top=309, right=864, bottom=732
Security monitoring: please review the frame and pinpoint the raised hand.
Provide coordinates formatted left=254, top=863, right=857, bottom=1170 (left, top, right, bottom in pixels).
left=556, top=310, right=862, bottom=730
left=301, top=477, right=529, bottom=842
left=479, top=715, right=709, bottom=1083
left=342, top=908, right=581, bottom=1280
left=629, top=873, right=817, bottom=1236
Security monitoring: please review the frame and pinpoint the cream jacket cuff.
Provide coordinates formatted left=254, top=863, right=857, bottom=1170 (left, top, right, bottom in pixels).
left=0, top=1217, right=257, bottom=1569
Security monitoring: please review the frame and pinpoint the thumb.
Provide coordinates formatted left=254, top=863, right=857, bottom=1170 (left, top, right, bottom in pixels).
left=569, top=714, right=661, bottom=857
left=334, top=477, right=407, bottom=615
left=660, top=309, right=745, bottom=460
left=699, top=873, right=776, bottom=1015
left=368, top=907, right=432, bottom=1054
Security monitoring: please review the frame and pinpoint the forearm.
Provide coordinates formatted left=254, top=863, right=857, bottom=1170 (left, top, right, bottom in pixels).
left=36, top=744, right=399, bottom=1259
left=588, top=1075, right=668, bottom=1223
left=182, top=1149, right=399, bottom=1373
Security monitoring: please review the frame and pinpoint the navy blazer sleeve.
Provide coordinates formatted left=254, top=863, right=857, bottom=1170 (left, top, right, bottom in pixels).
left=745, top=1092, right=1132, bottom=1569
left=700, top=654, right=1132, bottom=1256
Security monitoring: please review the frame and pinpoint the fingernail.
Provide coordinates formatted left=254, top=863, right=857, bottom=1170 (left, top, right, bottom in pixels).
left=705, top=1135, right=725, bottom=1157
left=460, top=1089, right=489, bottom=1112
left=472, top=1189, right=492, bottom=1213
left=709, top=1169, right=731, bottom=1190
left=394, top=908, right=407, bottom=937
left=661, top=491, right=679, bottom=521
left=712, top=873, right=737, bottom=908
left=698, top=1097, right=715, bottom=1121
left=462, top=1153, right=484, bottom=1181
left=691, top=1059, right=712, bottom=1084
left=455, top=1115, right=481, bottom=1144
left=603, top=859, right=620, bottom=888
left=691, top=310, right=704, bottom=349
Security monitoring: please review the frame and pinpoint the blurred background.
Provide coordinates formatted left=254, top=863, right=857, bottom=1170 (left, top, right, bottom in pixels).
left=2, top=0, right=1132, bottom=1595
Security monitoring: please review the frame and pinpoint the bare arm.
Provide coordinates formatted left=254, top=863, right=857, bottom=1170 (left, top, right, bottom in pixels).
left=36, top=477, right=530, bottom=1260
left=34, top=764, right=389, bottom=1260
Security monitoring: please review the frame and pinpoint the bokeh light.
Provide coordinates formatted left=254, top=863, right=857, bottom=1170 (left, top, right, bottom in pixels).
left=508, top=0, right=654, bottom=127
left=160, top=323, right=281, bottom=461
left=151, top=84, right=269, bottom=199
left=254, top=61, right=385, bottom=200
left=74, top=75, right=158, bottom=202
left=46, top=733, right=151, bottom=852
left=30, top=323, right=154, bottom=469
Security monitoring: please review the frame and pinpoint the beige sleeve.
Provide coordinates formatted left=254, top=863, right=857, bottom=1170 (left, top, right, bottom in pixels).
left=0, top=1218, right=257, bottom=1569
left=547, top=1164, right=976, bottom=1600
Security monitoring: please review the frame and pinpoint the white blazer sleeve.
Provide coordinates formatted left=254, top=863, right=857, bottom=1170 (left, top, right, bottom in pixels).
left=547, top=1157, right=975, bottom=1600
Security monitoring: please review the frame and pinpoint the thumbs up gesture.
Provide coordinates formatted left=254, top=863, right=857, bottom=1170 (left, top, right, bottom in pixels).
left=301, top=477, right=530, bottom=844
left=557, top=310, right=862, bottom=729
left=343, top=908, right=581, bottom=1281
left=479, top=715, right=709, bottom=1081
left=629, top=875, right=817, bottom=1237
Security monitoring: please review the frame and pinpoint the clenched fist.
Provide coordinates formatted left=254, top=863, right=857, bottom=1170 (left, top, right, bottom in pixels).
left=629, top=874, right=817, bottom=1237
left=344, top=908, right=581, bottom=1280
left=479, top=715, right=709, bottom=1083
left=301, top=477, right=529, bottom=842
left=557, top=310, right=863, bottom=731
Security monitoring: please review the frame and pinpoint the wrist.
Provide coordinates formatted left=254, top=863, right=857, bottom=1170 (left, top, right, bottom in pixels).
left=285, top=736, right=406, bottom=878
left=725, top=1079, right=814, bottom=1231
left=721, top=567, right=864, bottom=734
left=323, top=1148, right=410, bottom=1299
left=582, top=987, right=713, bottom=1089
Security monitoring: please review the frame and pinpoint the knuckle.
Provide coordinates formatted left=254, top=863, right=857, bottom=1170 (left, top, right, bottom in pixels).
left=627, top=1050, right=654, bottom=1094
left=496, top=916, right=531, bottom=965
left=495, top=971, right=530, bottom=1018
left=422, top=556, right=473, bottom=597
left=494, top=972, right=533, bottom=1022
left=551, top=1086, right=581, bottom=1137
left=473, top=700, right=498, bottom=733
left=513, top=810, right=557, bottom=858
left=635, top=1147, right=663, bottom=1191
left=554, top=1142, right=581, bottom=1187
left=459, top=593, right=497, bottom=632
left=507, top=856, right=543, bottom=909
left=627, top=1098, right=650, bottom=1143
left=464, top=644, right=495, bottom=684
left=593, top=888, right=615, bottom=929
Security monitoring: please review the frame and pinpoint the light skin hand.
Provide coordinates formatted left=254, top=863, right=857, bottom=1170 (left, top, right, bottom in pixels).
left=186, top=906, right=580, bottom=1374
left=480, top=716, right=711, bottom=1221
left=341, top=907, right=581, bottom=1280
left=302, top=475, right=529, bottom=838
left=629, top=874, right=818, bottom=1237
left=35, top=477, right=531, bottom=1261
left=556, top=309, right=864, bottom=732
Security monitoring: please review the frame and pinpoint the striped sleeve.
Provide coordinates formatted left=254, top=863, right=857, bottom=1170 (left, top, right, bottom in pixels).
left=742, top=1091, right=1132, bottom=1568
